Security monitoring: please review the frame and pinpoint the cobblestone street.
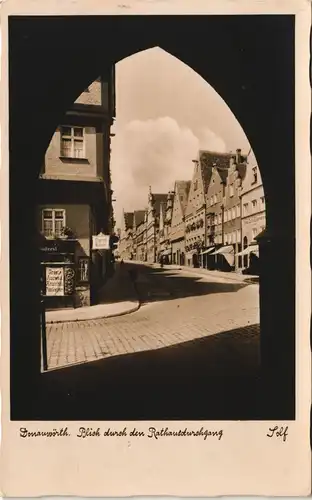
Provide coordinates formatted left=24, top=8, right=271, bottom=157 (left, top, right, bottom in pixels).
left=46, top=263, right=259, bottom=370
left=38, top=263, right=262, bottom=420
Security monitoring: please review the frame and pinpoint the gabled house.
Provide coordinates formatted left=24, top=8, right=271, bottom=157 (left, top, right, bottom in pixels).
left=146, top=188, right=168, bottom=263
left=206, top=148, right=247, bottom=271
left=238, top=149, right=266, bottom=272
left=185, top=150, right=232, bottom=267
left=184, top=151, right=211, bottom=267
left=132, top=209, right=146, bottom=261
left=170, top=180, right=191, bottom=266
left=223, top=149, right=247, bottom=269
left=158, top=191, right=174, bottom=262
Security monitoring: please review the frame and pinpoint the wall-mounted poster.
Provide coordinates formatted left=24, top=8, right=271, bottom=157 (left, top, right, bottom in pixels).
left=45, top=266, right=64, bottom=296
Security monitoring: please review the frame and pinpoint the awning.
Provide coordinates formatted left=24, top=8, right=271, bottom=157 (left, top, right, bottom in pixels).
left=201, top=247, right=215, bottom=255
left=210, top=245, right=234, bottom=256
left=162, top=249, right=171, bottom=256
left=236, top=244, right=259, bottom=257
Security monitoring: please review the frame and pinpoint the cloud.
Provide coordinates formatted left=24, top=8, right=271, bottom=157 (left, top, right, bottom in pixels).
left=110, top=116, right=226, bottom=227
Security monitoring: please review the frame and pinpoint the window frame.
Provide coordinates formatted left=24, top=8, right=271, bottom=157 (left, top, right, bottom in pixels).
left=60, top=125, right=86, bottom=159
left=42, top=208, right=66, bottom=238
left=252, top=166, right=258, bottom=185
left=77, top=257, right=90, bottom=283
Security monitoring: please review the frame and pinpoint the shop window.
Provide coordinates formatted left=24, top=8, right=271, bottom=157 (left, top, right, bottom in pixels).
left=78, top=257, right=89, bottom=282
left=42, top=208, right=65, bottom=238
left=60, top=126, right=85, bottom=159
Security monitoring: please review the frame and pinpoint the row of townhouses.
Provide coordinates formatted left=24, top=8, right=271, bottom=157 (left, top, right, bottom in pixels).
left=38, top=70, right=117, bottom=310
left=118, top=148, right=266, bottom=274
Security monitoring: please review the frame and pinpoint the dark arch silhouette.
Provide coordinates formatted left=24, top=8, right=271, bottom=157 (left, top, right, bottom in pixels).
left=9, top=15, right=295, bottom=420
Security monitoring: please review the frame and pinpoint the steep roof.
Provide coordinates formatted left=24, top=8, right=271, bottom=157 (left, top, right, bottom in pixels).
left=133, top=210, right=146, bottom=228
left=152, top=193, right=168, bottom=217
left=124, top=212, right=134, bottom=230
left=174, top=180, right=191, bottom=214
left=199, top=150, right=232, bottom=192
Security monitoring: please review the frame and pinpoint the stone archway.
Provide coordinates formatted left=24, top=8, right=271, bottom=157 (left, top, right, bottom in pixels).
left=9, top=15, right=295, bottom=419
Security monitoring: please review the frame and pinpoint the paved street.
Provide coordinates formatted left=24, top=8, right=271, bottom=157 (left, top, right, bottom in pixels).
left=38, top=262, right=261, bottom=420
left=46, top=263, right=259, bottom=370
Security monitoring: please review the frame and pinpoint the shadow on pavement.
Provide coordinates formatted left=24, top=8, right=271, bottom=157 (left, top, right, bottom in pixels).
left=26, top=323, right=262, bottom=421
left=129, top=263, right=251, bottom=304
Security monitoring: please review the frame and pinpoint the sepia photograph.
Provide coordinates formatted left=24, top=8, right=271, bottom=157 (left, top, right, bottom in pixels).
left=8, top=13, right=297, bottom=422
left=1, top=0, right=311, bottom=497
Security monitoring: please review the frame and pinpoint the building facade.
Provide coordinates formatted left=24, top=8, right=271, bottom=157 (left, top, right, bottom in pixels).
left=146, top=188, right=167, bottom=263
left=38, top=71, right=116, bottom=309
left=158, top=192, right=174, bottom=263
left=184, top=152, right=213, bottom=267
left=223, top=149, right=247, bottom=270
left=170, top=181, right=191, bottom=266
left=119, top=211, right=134, bottom=261
left=240, top=150, right=266, bottom=271
left=132, top=210, right=146, bottom=261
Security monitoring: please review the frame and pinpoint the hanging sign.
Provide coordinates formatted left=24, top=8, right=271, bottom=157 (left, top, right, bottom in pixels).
left=92, top=232, right=110, bottom=250
left=46, top=267, right=65, bottom=296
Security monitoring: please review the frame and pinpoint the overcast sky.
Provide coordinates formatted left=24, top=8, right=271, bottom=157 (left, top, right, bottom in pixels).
left=110, top=47, right=250, bottom=228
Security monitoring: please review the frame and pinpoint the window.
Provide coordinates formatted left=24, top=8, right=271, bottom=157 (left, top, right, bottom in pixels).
left=42, top=209, right=65, bottom=238
left=224, top=210, right=228, bottom=222
left=228, top=209, right=232, bottom=221
left=78, top=257, right=89, bottom=282
left=236, top=204, right=241, bottom=217
left=60, top=126, right=85, bottom=159
left=232, top=207, right=236, bottom=219
left=260, top=196, right=265, bottom=209
left=252, top=227, right=258, bottom=240
left=214, top=194, right=217, bottom=204
left=252, top=167, right=258, bottom=184
left=236, top=229, right=241, bottom=242
left=232, top=231, right=236, bottom=244
left=194, top=180, right=198, bottom=191
left=252, top=199, right=258, bottom=212
left=228, top=233, right=232, bottom=244
left=243, top=203, right=249, bottom=216
left=218, top=213, right=222, bottom=224
left=229, top=184, right=234, bottom=197
left=210, top=196, right=214, bottom=206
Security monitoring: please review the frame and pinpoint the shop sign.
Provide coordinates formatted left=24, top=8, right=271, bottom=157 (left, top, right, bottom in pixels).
left=40, top=239, right=76, bottom=253
left=46, top=267, right=65, bottom=296
left=92, top=232, right=110, bottom=250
